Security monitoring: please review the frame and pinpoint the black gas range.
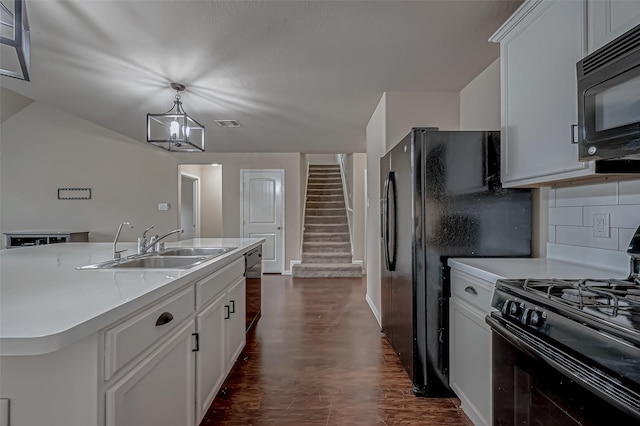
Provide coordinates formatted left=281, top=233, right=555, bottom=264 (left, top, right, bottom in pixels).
left=486, top=226, right=640, bottom=425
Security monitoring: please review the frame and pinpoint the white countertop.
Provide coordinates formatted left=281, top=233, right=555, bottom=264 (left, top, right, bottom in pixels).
left=0, top=238, right=263, bottom=356
left=448, top=257, right=629, bottom=285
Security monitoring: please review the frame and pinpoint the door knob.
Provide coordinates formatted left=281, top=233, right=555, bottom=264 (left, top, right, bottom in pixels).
left=277, top=226, right=281, bottom=230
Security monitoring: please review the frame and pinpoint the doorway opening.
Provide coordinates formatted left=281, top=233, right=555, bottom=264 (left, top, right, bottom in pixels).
left=178, top=164, right=223, bottom=239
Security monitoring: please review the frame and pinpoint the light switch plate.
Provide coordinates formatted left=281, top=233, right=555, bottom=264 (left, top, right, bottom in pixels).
left=0, top=398, right=9, bottom=426
left=593, top=213, right=610, bottom=238
left=158, top=203, right=171, bottom=211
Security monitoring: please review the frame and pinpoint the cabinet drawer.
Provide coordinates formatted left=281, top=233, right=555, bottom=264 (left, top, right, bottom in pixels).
left=104, top=286, right=194, bottom=380
left=196, top=258, right=245, bottom=309
left=450, top=269, right=494, bottom=312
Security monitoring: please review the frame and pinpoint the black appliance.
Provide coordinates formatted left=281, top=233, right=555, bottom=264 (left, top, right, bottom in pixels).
left=577, top=23, right=640, bottom=162
left=244, top=246, right=262, bottom=332
left=487, top=225, right=640, bottom=424
left=380, top=128, right=532, bottom=396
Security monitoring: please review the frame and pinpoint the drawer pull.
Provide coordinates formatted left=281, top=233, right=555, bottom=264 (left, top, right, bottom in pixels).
left=225, top=305, right=230, bottom=320
left=464, top=286, right=478, bottom=296
left=230, top=300, right=235, bottom=314
left=155, top=312, right=174, bottom=326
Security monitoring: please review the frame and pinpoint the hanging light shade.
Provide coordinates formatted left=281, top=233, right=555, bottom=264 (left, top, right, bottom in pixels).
left=147, top=82, right=205, bottom=152
left=0, top=0, right=30, bottom=81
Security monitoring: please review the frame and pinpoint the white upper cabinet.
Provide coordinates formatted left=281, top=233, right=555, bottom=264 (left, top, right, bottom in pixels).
left=491, top=0, right=596, bottom=187
left=588, top=0, right=640, bottom=53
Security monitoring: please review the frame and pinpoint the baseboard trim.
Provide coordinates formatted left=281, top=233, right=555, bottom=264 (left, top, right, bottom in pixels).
left=284, top=260, right=301, bottom=276
left=353, top=260, right=364, bottom=273
left=366, top=292, right=381, bottom=327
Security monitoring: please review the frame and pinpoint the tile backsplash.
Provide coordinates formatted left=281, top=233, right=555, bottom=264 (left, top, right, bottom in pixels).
left=548, top=179, right=640, bottom=253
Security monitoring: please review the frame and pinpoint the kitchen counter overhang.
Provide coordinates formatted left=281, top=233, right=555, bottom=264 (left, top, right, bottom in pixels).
left=0, top=238, right=264, bottom=356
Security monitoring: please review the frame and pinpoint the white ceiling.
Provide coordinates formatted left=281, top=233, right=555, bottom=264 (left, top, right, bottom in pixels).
left=0, top=0, right=522, bottom=154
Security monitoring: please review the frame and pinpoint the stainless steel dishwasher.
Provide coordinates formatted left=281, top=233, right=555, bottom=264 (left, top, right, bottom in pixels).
left=244, top=246, right=262, bottom=332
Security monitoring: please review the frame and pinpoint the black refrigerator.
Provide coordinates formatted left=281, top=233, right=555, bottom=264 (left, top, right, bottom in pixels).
left=380, top=128, right=532, bottom=396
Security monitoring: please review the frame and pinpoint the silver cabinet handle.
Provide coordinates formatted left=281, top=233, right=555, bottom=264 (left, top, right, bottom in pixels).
left=464, top=286, right=478, bottom=296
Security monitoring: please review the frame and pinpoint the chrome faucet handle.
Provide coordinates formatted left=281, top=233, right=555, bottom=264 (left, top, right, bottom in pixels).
left=137, top=225, right=156, bottom=254
left=114, top=222, right=133, bottom=260
left=142, top=225, right=155, bottom=239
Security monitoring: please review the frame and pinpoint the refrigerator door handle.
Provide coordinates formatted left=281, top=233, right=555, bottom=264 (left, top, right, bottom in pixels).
left=383, top=173, right=391, bottom=270
left=387, top=171, right=397, bottom=271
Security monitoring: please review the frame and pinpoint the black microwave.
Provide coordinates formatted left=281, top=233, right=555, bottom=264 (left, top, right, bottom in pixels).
left=577, top=23, right=640, bottom=161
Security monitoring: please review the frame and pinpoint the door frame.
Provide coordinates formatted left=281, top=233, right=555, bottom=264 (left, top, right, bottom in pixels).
left=180, top=172, right=200, bottom=239
left=239, top=169, right=285, bottom=273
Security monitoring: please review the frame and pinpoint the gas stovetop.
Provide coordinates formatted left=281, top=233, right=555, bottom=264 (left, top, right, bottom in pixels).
left=495, top=277, right=640, bottom=341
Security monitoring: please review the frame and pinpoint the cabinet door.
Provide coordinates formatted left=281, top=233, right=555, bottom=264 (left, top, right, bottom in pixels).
left=588, top=0, right=640, bottom=53
left=105, top=320, right=196, bottom=426
left=195, top=291, right=227, bottom=423
left=500, top=0, right=590, bottom=187
left=226, top=277, right=246, bottom=368
left=449, top=298, right=491, bottom=426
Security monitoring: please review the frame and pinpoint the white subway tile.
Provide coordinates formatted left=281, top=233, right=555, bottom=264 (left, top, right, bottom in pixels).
left=619, top=227, right=637, bottom=251
left=619, top=179, right=640, bottom=205
left=548, top=225, right=556, bottom=243
left=549, top=207, right=583, bottom=226
left=555, top=181, right=617, bottom=207
left=583, top=205, right=640, bottom=228
left=555, top=226, right=619, bottom=251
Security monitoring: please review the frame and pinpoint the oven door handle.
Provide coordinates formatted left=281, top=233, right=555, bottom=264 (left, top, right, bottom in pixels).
left=486, top=313, right=640, bottom=419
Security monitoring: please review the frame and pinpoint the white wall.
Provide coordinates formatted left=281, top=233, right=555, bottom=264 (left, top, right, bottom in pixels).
left=549, top=179, right=640, bottom=253
left=200, top=165, right=223, bottom=238
left=305, top=154, right=337, bottom=164
left=365, top=91, right=460, bottom=325
left=351, top=153, right=366, bottom=265
left=0, top=103, right=179, bottom=245
left=459, top=59, right=500, bottom=130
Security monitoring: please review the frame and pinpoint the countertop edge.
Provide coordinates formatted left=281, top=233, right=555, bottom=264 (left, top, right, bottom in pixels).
left=0, top=239, right=264, bottom=356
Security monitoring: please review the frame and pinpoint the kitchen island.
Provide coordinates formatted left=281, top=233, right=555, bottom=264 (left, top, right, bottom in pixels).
left=0, top=238, right=263, bottom=426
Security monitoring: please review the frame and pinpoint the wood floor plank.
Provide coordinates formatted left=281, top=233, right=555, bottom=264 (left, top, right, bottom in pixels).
left=200, top=275, right=472, bottom=425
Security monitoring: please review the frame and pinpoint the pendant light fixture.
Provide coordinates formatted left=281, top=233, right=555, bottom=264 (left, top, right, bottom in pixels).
left=147, top=82, right=205, bottom=152
left=0, top=0, right=30, bottom=81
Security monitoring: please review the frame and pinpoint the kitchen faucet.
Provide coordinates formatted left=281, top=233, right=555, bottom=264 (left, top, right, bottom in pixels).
left=113, top=222, right=133, bottom=260
left=139, top=228, right=183, bottom=254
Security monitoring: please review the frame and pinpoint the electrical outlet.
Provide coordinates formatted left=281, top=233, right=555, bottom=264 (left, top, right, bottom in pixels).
left=593, top=213, right=610, bottom=238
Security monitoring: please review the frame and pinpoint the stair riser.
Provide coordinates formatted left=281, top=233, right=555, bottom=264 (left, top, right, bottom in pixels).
left=302, top=254, right=353, bottom=264
left=303, top=243, right=351, bottom=253
left=308, top=178, right=342, bottom=183
left=304, top=233, right=349, bottom=242
left=309, top=166, right=340, bottom=170
left=305, top=216, right=348, bottom=224
left=308, top=174, right=341, bottom=179
left=304, top=224, right=349, bottom=233
left=306, top=195, right=344, bottom=202
left=305, top=208, right=345, bottom=217
left=306, top=201, right=345, bottom=209
left=307, top=185, right=343, bottom=191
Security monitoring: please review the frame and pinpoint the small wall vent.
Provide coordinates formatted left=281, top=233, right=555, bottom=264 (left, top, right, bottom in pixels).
left=215, top=120, right=241, bottom=128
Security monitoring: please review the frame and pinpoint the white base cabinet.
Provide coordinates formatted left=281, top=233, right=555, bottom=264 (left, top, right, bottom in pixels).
left=0, top=256, right=247, bottom=426
left=105, top=321, right=196, bottom=426
left=449, top=269, right=494, bottom=426
left=195, top=275, right=246, bottom=421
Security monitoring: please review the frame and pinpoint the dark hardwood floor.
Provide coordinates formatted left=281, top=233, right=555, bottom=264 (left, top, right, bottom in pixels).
left=200, top=275, right=472, bottom=425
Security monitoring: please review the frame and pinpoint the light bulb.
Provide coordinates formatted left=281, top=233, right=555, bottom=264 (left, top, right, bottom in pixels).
left=183, top=126, right=191, bottom=139
left=170, top=120, right=180, bottom=139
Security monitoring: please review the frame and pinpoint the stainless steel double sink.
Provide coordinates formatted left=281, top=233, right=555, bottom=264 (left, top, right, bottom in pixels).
left=78, top=247, right=237, bottom=270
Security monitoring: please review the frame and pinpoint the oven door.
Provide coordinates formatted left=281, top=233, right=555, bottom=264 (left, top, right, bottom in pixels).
left=486, top=313, right=640, bottom=425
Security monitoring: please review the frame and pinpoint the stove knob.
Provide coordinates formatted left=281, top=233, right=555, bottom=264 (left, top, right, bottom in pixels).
left=529, top=310, right=544, bottom=327
left=509, top=301, right=522, bottom=317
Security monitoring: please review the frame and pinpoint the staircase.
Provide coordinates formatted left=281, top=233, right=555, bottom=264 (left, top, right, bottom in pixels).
left=292, top=164, right=362, bottom=278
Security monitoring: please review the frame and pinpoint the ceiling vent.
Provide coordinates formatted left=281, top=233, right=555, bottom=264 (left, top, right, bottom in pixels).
left=215, top=120, right=241, bottom=128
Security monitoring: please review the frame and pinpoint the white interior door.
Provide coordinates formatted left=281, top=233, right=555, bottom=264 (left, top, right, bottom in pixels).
left=241, top=170, right=284, bottom=273
left=180, top=175, right=198, bottom=240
